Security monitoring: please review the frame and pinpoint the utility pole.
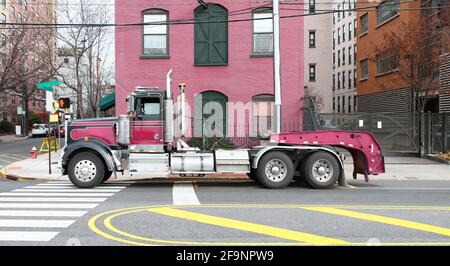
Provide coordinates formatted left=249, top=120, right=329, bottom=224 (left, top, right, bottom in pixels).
left=273, top=0, right=282, bottom=133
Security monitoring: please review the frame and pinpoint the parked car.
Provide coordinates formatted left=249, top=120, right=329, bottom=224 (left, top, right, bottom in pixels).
left=51, top=124, right=65, bottom=137
left=31, top=124, right=49, bottom=138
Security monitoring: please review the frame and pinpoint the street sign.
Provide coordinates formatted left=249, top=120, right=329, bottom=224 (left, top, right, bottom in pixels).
left=36, top=80, right=60, bottom=91
left=17, top=106, right=23, bottom=115
left=45, top=91, right=53, bottom=112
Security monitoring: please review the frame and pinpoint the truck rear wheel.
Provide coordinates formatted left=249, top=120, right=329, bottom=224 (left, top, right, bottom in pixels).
left=68, top=152, right=105, bottom=188
left=302, top=151, right=340, bottom=189
left=257, top=151, right=294, bottom=189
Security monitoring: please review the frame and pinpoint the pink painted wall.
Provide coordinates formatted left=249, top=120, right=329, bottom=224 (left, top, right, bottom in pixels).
left=115, top=0, right=304, bottom=136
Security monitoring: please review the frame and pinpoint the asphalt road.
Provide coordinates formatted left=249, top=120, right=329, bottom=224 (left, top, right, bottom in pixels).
left=0, top=178, right=449, bottom=246
left=0, top=137, right=65, bottom=169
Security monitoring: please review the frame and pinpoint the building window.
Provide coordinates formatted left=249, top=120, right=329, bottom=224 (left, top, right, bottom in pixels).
left=349, top=22, right=352, bottom=40
left=338, top=73, right=341, bottom=89
left=253, top=8, right=273, bottom=55
left=338, top=50, right=341, bottom=66
left=195, top=4, right=228, bottom=65
left=342, top=25, right=345, bottom=42
left=253, top=94, right=274, bottom=138
left=348, top=46, right=352, bottom=65
left=342, top=48, right=345, bottom=65
left=142, top=9, right=169, bottom=57
left=333, top=97, right=336, bottom=112
left=377, top=0, right=400, bottom=25
left=354, top=44, right=357, bottom=66
left=360, top=14, right=368, bottom=34
left=337, top=96, right=341, bottom=113
left=354, top=95, right=357, bottom=112
left=309, top=0, right=316, bottom=13
left=0, top=12, right=5, bottom=23
left=342, top=71, right=346, bottom=89
left=337, top=28, right=341, bottom=45
left=309, top=31, right=316, bottom=48
left=354, top=69, right=357, bottom=87
left=354, top=19, right=357, bottom=37
left=342, top=96, right=346, bottom=113
left=309, top=64, right=316, bottom=82
left=348, top=96, right=352, bottom=113
left=361, top=59, right=368, bottom=80
left=348, top=70, right=352, bottom=88
left=342, top=2, right=345, bottom=18
left=376, top=52, right=399, bottom=74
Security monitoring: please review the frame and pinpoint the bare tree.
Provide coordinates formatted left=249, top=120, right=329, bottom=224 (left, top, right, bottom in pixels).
left=304, top=87, right=325, bottom=113
left=0, top=25, right=58, bottom=134
left=56, top=0, right=112, bottom=119
left=375, top=11, right=449, bottom=112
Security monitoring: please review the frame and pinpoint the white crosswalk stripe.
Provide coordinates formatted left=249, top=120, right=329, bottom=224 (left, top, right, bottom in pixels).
left=0, top=180, right=128, bottom=243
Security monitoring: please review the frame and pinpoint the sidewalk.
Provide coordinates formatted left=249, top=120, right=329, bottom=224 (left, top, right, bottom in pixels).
left=0, top=134, right=30, bottom=143
left=1, top=151, right=449, bottom=182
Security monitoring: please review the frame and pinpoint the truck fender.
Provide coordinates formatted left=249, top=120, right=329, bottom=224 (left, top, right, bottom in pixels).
left=251, top=146, right=344, bottom=171
left=61, top=139, right=116, bottom=174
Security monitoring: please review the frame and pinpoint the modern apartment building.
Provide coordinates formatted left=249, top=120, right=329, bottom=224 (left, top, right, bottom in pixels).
left=0, top=0, right=57, bottom=125
left=332, top=0, right=358, bottom=114
left=356, top=0, right=421, bottom=113
left=304, top=0, right=333, bottom=113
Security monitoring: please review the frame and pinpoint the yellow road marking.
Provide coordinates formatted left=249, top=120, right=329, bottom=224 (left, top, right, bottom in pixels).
left=304, top=207, right=450, bottom=238
left=148, top=207, right=349, bottom=245
left=92, top=207, right=306, bottom=246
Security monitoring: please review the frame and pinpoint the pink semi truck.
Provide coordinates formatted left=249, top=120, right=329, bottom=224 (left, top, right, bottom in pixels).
left=61, top=72, right=385, bottom=189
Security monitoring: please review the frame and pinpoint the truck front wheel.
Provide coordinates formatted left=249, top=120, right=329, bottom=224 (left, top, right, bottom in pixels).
left=257, top=151, right=294, bottom=189
left=302, top=151, right=340, bottom=189
left=68, top=152, right=105, bottom=188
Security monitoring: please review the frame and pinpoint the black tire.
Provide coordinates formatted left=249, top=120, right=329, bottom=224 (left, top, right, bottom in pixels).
left=102, top=171, right=112, bottom=183
left=302, top=151, right=340, bottom=189
left=68, top=152, right=105, bottom=188
left=256, top=151, right=294, bottom=189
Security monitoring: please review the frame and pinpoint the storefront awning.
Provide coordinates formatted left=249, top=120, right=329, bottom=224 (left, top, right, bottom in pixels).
left=100, top=92, right=115, bottom=111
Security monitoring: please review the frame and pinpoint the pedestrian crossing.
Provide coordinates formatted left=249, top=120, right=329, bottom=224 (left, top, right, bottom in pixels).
left=0, top=154, right=29, bottom=169
left=0, top=180, right=130, bottom=243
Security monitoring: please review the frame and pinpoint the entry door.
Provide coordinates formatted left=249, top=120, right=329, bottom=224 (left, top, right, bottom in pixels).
left=201, top=92, right=227, bottom=138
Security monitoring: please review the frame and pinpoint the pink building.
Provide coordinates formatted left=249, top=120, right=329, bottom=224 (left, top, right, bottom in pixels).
left=115, top=0, right=304, bottom=138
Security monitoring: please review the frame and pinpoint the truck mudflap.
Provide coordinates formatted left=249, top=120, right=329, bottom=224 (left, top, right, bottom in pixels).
left=270, top=130, right=385, bottom=181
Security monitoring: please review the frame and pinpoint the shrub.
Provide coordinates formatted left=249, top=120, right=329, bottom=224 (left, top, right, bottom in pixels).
left=0, top=120, right=13, bottom=133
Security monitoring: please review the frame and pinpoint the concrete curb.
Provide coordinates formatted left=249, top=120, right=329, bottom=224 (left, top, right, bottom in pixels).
left=423, top=154, right=450, bottom=165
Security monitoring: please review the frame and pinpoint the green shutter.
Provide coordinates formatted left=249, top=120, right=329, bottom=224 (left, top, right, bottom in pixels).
left=194, top=4, right=228, bottom=66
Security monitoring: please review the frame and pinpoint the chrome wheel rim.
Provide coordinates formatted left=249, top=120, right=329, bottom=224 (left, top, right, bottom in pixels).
left=74, top=160, right=97, bottom=182
left=312, top=159, right=333, bottom=182
left=265, top=159, right=287, bottom=182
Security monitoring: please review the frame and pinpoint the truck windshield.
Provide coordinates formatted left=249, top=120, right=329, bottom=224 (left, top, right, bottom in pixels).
left=135, top=97, right=161, bottom=120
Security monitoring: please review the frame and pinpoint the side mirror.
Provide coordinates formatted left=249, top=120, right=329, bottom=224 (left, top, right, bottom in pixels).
left=126, top=94, right=135, bottom=115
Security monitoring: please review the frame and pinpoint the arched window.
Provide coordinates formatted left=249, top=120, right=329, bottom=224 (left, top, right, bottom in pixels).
left=194, top=4, right=228, bottom=65
left=252, top=8, right=273, bottom=56
left=252, top=94, right=274, bottom=137
left=142, top=9, right=169, bottom=57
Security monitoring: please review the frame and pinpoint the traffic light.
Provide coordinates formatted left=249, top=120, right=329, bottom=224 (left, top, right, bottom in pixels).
left=59, top=98, right=71, bottom=109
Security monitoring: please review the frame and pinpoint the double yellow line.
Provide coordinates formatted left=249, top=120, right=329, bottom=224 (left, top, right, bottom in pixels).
left=88, top=204, right=450, bottom=246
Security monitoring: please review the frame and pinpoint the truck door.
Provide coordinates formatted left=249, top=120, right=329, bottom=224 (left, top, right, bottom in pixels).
left=132, top=95, right=164, bottom=145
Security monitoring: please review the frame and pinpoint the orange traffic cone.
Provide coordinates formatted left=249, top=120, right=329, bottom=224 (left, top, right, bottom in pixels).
left=31, top=146, right=37, bottom=159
